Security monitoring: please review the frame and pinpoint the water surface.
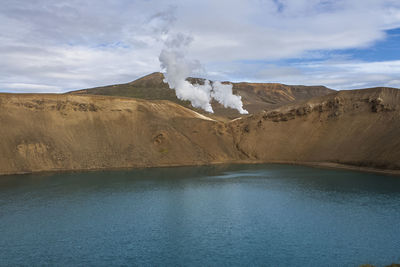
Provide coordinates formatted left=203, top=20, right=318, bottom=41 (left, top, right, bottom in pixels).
left=1, top=164, right=400, bottom=266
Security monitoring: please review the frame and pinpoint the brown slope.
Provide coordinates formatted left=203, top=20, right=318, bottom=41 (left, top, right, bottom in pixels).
left=69, top=72, right=334, bottom=119
left=230, top=87, right=400, bottom=170
left=1, top=87, right=399, bottom=176
left=231, top=82, right=334, bottom=115
left=0, top=93, right=242, bottom=175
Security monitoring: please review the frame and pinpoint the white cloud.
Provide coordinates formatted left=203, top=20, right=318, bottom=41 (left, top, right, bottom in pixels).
left=298, top=60, right=400, bottom=89
left=0, top=83, right=62, bottom=93
left=0, top=0, right=399, bottom=92
left=246, top=60, right=400, bottom=89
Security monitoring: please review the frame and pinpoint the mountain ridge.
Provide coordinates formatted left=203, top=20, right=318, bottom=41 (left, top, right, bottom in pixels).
left=69, top=72, right=335, bottom=119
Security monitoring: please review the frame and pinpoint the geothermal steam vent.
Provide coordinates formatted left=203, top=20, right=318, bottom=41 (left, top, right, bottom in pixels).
left=159, top=37, right=248, bottom=114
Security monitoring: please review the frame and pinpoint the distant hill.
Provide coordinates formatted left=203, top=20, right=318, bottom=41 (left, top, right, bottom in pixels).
left=68, top=72, right=335, bottom=119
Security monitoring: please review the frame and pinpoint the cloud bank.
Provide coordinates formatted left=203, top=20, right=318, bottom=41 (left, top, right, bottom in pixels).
left=1, top=0, right=400, bottom=92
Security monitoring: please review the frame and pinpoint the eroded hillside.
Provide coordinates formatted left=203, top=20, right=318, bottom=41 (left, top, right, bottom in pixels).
left=0, top=94, right=241, bottom=175
left=0, top=87, right=399, bottom=175
left=230, top=87, right=400, bottom=170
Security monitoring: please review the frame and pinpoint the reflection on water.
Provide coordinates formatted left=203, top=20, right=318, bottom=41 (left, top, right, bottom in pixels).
left=1, top=164, right=400, bottom=266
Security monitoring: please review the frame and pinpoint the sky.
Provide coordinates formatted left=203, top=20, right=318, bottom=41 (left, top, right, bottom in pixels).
left=1, top=0, right=400, bottom=93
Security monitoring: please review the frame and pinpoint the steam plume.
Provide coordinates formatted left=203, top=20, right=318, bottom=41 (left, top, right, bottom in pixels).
left=159, top=34, right=248, bottom=114
left=211, top=81, right=248, bottom=114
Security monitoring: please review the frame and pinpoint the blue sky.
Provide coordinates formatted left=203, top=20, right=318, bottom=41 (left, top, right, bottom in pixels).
left=343, top=28, right=400, bottom=62
left=221, top=27, right=400, bottom=88
left=0, top=0, right=400, bottom=92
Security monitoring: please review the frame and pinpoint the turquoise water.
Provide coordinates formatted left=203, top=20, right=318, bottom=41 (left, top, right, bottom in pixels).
left=0, top=164, right=400, bottom=266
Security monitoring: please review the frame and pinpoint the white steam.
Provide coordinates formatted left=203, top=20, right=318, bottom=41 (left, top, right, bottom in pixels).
left=159, top=49, right=213, bottom=113
left=211, top=81, right=248, bottom=114
left=159, top=35, right=248, bottom=114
